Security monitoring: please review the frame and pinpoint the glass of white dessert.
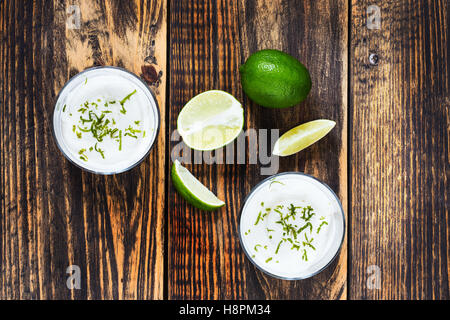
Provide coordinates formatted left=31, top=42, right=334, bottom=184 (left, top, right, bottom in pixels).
left=239, top=172, right=345, bottom=280
left=52, top=66, right=160, bottom=174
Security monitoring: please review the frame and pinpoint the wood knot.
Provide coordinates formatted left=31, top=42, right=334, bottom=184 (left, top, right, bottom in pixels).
left=369, top=53, right=379, bottom=65
left=141, top=65, right=162, bottom=87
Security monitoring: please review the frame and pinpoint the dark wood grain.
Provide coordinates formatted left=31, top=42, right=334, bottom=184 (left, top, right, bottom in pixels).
left=350, top=0, right=449, bottom=299
left=0, top=0, right=166, bottom=299
left=168, top=0, right=348, bottom=299
left=2, top=0, right=448, bottom=301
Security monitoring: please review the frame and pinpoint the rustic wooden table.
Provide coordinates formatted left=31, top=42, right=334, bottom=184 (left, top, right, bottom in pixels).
left=1, top=0, right=448, bottom=300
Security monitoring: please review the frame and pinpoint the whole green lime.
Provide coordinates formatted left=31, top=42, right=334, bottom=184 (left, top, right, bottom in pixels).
left=239, top=49, right=312, bottom=108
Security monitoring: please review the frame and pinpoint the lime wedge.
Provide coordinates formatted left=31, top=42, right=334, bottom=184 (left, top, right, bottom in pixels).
left=171, top=160, right=225, bottom=211
left=273, top=119, right=336, bottom=156
left=177, top=90, right=244, bottom=151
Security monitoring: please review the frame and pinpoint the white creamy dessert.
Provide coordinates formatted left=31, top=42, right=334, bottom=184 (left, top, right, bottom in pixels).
left=53, top=67, right=159, bottom=174
left=239, top=172, right=345, bottom=279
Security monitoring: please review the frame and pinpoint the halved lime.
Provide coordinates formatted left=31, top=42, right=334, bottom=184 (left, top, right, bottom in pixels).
left=171, top=160, right=225, bottom=211
left=177, top=90, right=244, bottom=151
left=273, top=120, right=336, bottom=156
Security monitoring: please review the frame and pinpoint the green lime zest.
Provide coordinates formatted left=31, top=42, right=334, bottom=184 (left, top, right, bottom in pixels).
left=94, top=142, right=105, bottom=159
left=119, top=89, right=137, bottom=114
left=302, top=234, right=316, bottom=251
left=300, top=206, right=315, bottom=221
left=119, top=130, right=123, bottom=151
left=302, top=249, right=308, bottom=261
left=297, top=222, right=313, bottom=234
left=275, top=240, right=283, bottom=254
left=269, top=179, right=284, bottom=188
left=254, top=211, right=263, bottom=225
left=317, top=221, right=328, bottom=234
left=78, top=148, right=88, bottom=161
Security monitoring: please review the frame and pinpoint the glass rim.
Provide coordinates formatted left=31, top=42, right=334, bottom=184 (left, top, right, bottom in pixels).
left=51, top=66, right=161, bottom=175
left=238, top=171, right=346, bottom=281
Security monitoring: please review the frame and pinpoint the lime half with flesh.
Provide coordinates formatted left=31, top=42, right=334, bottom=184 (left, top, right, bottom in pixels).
left=177, top=90, right=244, bottom=151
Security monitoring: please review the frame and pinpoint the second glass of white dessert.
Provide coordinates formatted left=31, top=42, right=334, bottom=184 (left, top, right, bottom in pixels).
left=52, top=66, right=160, bottom=174
left=239, top=172, right=345, bottom=280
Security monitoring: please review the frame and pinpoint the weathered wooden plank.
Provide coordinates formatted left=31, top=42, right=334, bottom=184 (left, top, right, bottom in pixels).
left=168, top=0, right=348, bottom=299
left=350, top=0, right=449, bottom=299
left=0, top=0, right=166, bottom=299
